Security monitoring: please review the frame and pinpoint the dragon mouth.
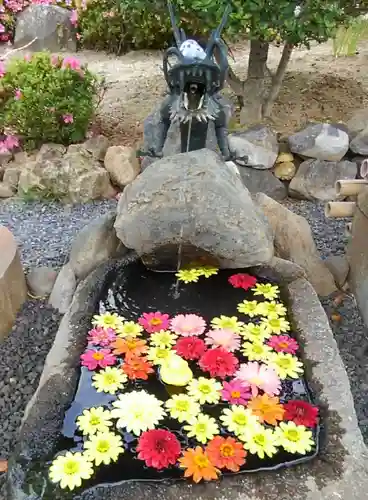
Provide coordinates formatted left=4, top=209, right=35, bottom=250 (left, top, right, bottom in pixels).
left=182, top=82, right=206, bottom=111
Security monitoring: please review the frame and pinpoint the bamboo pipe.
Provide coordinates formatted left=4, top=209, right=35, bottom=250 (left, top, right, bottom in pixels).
left=345, top=222, right=352, bottom=237
left=335, top=179, right=368, bottom=197
left=325, top=201, right=356, bottom=218
left=360, top=159, right=368, bottom=180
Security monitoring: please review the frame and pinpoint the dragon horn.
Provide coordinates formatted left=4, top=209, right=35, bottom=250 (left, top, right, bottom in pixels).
left=167, top=0, right=182, bottom=48
left=206, top=3, right=232, bottom=55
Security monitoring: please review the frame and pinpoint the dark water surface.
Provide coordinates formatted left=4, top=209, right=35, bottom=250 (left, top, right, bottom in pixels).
left=59, top=261, right=320, bottom=488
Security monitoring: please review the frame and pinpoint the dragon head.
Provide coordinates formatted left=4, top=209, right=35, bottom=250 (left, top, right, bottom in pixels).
left=163, top=1, right=231, bottom=124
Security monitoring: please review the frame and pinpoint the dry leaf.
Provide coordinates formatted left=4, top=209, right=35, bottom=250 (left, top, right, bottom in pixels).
left=0, top=459, right=8, bottom=473
left=333, top=292, right=345, bottom=307
left=331, top=313, right=342, bottom=322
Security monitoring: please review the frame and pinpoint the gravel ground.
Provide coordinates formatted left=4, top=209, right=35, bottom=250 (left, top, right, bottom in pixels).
left=0, top=197, right=366, bottom=497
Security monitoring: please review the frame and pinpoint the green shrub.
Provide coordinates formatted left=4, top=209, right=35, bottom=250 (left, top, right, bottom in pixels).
left=0, top=52, right=102, bottom=150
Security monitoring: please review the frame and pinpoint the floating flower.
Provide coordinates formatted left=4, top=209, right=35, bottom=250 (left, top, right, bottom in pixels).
left=221, top=379, right=252, bottom=405
left=122, top=354, right=154, bottom=380
left=206, top=436, right=246, bottom=472
left=111, top=390, right=165, bottom=436
left=138, top=312, right=170, bottom=333
left=137, top=429, right=181, bottom=469
left=235, top=362, right=281, bottom=397
left=240, top=423, right=278, bottom=459
left=150, top=330, right=177, bottom=348
left=49, top=452, right=93, bottom=491
left=184, top=413, right=219, bottom=444
left=170, top=314, right=206, bottom=336
left=252, top=283, right=279, bottom=300
left=228, top=273, right=257, bottom=290
left=210, top=315, right=244, bottom=333
left=175, top=269, right=202, bottom=283
left=165, top=394, right=201, bottom=423
left=274, top=421, right=314, bottom=454
left=205, top=329, right=241, bottom=352
left=147, top=346, right=173, bottom=365
left=80, top=349, right=116, bottom=371
left=174, top=336, right=207, bottom=360
left=179, top=446, right=220, bottom=483
left=283, top=400, right=319, bottom=428
left=92, top=312, right=125, bottom=331
left=187, top=377, right=222, bottom=405
left=115, top=321, right=143, bottom=338
left=240, top=323, right=270, bottom=343
left=84, top=431, right=124, bottom=466
left=196, top=265, right=218, bottom=278
left=87, top=327, right=116, bottom=347
left=267, top=335, right=299, bottom=354
left=260, top=317, right=290, bottom=335
left=256, top=301, right=287, bottom=318
left=92, top=367, right=127, bottom=395
left=242, top=341, right=273, bottom=361
left=237, top=300, right=262, bottom=317
left=198, top=347, right=238, bottom=379
left=111, top=337, right=147, bottom=358
left=266, top=352, right=304, bottom=379
left=220, top=405, right=259, bottom=437
left=247, top=394, right=285, bottom=425
left=76, top=407, right=113, bottom=436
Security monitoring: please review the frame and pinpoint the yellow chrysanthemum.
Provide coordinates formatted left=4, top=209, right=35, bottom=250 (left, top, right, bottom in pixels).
left=260, top=317, right=290, bottom=335
left=240, top=423, right=278, bottom=459
left=210, top=315, right=244, bottom=333
left=220, top=405, right=259, bottom=437
left=240, top=322, right=270, bottom=343
left=252, top=283, right=279, bottom=300
left=196, top=266, right=219, bottom=278
left=147, top=345, right=173, bottom=365
left=242, top=341, right=273, bottom=361
left=49, top=451, right=93, bottom=491
left=274, top=421, right=314, bottom=454
left=187, top=377, right=222, bottom=405
left=256, top=301, right=287, bottom=319
left=176, top=269, right=202, bottom=283
left=92, top=367, right=128, bottom=395
left=183, top=413, right=219, bottom=444
left=266, top=352, right=304, bottom=379
left=92, top=312, right=125, bottom=331
left=150, top=330, right=177, bottom=348
left=237, top=300, right=262, bottom=318
left=84, top=431, right=125, bottom=466
left=76, top=407, right=113, bottom=436
left=115, top=320, right=143, bottom=338
left=165, top=394, right=201, bottom=423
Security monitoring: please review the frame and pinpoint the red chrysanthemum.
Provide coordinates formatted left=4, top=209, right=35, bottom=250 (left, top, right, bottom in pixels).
left=174, top=336, right=207, bottom=361
left=283, top=400, right=319, bottom=428
left=137, top=429, right=182, bottom=470
left=199, top=347, right=239, bottom=379
left=228, top=273, right=257, bottom=290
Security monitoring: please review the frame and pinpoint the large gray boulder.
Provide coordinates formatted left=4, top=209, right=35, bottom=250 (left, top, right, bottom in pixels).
left=14, top=5, right=76, bottom=52
left=114, top=148, right=274, bottom=268
left=237, top=165, right=287, bottom=200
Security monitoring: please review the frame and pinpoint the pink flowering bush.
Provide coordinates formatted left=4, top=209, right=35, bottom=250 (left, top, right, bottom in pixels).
left=0, top=51, right=101, bottom=149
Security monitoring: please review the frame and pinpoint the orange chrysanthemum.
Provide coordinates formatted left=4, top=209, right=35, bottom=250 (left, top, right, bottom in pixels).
left=122, top=355, right=154, bottom=380
left=111, top=337, right=147, bottom=358
left=206, top=436, right=247, bottom=472
left=247, top=393, right=285, bottom=425
left=179, top=446, right=220, bottom=483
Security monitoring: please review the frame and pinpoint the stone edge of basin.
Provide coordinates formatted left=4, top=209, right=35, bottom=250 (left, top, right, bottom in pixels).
left=7, top=259, right=368, bottom=500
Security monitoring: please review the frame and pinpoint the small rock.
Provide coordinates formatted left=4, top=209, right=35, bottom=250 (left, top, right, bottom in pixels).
left=324, top=255, right=350, bottom=288
left=3, top=167, right=21, bottom=190
left=104, top=145, right=140, bottom=188
left=83, top=135, right=110, bottom=161
left=288, top=123, right=349, bottom=161
left=0, top=182, right=14, bottom=198
left=0, top=151, right=12, bottom=166
left=346, top=108, right=368, bottom=139
left=273, top=162, right=296, bottom=181
left=48, top=263, right=76, bottom=314
left=237, top=165, right=287, bottom=200
left=288, top=159, right=357, bottom=201
left=228, top=125, right=278, bottom=170
left=350, top=126, right=368, bottom=155
left=26, top=266, right=58, bottom=297
left=276, top=152, right=294, bottom=163
left=35, top=143, right=66, bottom=162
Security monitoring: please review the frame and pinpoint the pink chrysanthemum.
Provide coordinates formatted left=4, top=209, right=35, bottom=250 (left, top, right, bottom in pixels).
left=235, top=361, right=281, bottom=397
left=174, top=336, right=207, bottom=360
left=138, top=312, right=170, bottom=333
left=80, top=349, right=116, bottom=370
left=267, top=335, right=299, bottom=354
left=221, top=379, right=252, bottom=405
left=170, top=314, right=206, bottom=336
left=87, top=327, right=117, bottom=347
left=205, top=329, right=241, bottom=352
left=228, top=273, right=257, bottom=290
left=199, top=347, right=239, bottom=379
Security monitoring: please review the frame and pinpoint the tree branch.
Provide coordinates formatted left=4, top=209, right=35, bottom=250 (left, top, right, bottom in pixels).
left=262, top=43, right=293, bottom=117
